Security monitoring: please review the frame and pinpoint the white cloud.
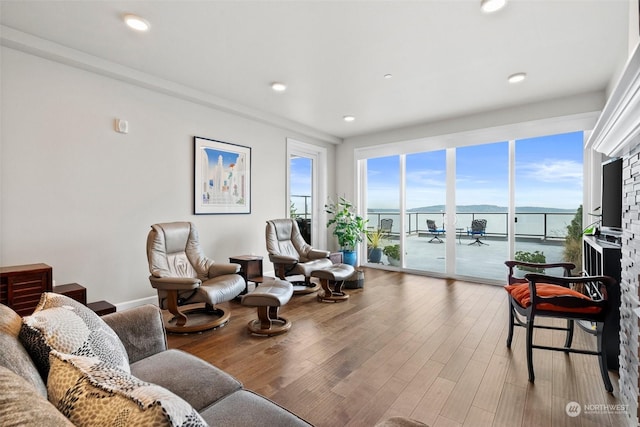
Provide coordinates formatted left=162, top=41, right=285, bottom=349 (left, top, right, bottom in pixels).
left=517, top=159, right=582, bottom=183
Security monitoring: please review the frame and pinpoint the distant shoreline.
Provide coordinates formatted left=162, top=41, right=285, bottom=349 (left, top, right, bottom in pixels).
left=369, top=205, right=577, bottom=214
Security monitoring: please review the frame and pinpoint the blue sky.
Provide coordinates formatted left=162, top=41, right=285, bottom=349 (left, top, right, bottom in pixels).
left=368, top=131, right=583, bottom=210
left=205, top=148, right=241, bottom=168
left=290, top=131, right=583, bottom=212
left=290, top=156, right=312, bottom=199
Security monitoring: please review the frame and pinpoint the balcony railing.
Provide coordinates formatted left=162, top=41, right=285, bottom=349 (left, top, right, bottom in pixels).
left=290, top=197, right=575, bottom=241
left=290, top=195, right=312, bottom=220
left=367, top=211, right=576, bottom=241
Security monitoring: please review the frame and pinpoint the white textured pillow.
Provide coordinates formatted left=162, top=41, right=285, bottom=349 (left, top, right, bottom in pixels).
left=48, top=351, right=207, bottom=427
left=20, top=293, right=129, bottom=378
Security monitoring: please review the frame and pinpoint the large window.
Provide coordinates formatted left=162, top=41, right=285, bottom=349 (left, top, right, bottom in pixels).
left=359, top=132, right=584, bottom=283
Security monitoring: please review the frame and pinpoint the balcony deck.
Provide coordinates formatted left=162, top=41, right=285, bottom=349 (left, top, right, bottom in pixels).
left=368, top=233, right=567, bottom=283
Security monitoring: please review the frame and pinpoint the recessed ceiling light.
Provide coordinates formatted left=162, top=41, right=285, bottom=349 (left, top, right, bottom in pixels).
left=480, top=0, right=507, bottom=13
left=271, top=82, right=287, bottom=92
left=508, top=72, right=527, bottom=83
left=343, top=115, right=355, bottom=122
left=384, top=74, right=393, bottom=79
left=124, top=14, right=150, bottom=32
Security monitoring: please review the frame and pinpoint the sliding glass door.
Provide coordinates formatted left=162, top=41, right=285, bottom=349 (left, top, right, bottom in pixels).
left=405, top=151, right=447, bottom=273
left=455, top=142, right=509, bottom=280
left=366, top=156, right=400, bottom=266
left=514, top=132, right=583, bottom=268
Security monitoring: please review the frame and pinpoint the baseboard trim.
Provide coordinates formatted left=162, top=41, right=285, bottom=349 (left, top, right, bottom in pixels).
left=114, top=295, right=157, bottom=312
left=113, top=269, right=276, bottom=312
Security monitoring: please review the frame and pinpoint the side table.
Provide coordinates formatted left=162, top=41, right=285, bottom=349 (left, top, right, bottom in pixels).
left=53, top=283, right=87, bottom=305
left=229, top=255, right=264, bottom=293
left=53, top=283, right=115, bottom=316
left=87, top=301, right=116, bottom=316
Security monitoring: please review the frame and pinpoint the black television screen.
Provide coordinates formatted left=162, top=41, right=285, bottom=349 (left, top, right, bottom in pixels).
left=601, top=158, right=622, bottom=231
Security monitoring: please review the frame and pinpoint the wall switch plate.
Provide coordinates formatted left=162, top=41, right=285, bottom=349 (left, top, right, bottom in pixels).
left=115, top=119, right=129, bottom=134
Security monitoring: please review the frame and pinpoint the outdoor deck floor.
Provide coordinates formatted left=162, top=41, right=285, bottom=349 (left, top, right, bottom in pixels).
left=369, top=233, right=567, bottom=283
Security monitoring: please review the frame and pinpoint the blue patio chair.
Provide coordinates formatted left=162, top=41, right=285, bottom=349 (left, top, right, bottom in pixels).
left=426, top=219, right=445, bottom=243
left=468, top=219, right=488, bottom=245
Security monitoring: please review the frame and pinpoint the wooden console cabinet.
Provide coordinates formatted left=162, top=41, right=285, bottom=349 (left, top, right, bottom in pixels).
left=582, top=235, right=621, bottom=370
left=0, top=263, right=53, bottom=316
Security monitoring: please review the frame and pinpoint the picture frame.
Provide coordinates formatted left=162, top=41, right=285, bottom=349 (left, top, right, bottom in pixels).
left=194, top=136, right=251, bottom=214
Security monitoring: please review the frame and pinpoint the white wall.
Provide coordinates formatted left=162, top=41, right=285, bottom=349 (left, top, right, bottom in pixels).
left=0, top=47, right=335, bottom=306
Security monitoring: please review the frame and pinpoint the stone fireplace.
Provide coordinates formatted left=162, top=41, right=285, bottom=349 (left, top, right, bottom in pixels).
left=587, top=43, right=640, bottom=427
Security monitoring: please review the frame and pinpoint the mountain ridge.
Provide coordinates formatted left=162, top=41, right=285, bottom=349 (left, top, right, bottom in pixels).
left=368, top=205, right=577, bottom=213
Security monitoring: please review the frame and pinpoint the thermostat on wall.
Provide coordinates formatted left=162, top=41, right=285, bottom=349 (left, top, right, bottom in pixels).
left=114, top=119, right=129, bottom=134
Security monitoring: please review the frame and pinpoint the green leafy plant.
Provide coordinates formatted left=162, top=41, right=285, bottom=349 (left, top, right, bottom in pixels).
left=325, top=197, right=368, bottom=251
left=290, top=202, right=298, bottom=219
left=563, top=205, right=583, bottom=271
left=382, top=244, right=401, bottom=259
left=515, top=250, right=546, bottom=272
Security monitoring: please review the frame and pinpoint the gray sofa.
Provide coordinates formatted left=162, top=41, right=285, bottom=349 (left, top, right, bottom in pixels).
left=0, top=301, right=311, bottom=426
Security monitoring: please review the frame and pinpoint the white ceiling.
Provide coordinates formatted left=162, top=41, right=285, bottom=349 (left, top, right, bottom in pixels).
left=0, top=0, right=631, bottom=142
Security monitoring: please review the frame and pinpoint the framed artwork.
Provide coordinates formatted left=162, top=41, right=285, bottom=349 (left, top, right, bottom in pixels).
left=194, top=136, right=251, bottom=214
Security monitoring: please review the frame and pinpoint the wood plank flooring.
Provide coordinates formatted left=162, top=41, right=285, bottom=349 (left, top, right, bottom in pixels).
left=167, top=268, right=629, bottom=427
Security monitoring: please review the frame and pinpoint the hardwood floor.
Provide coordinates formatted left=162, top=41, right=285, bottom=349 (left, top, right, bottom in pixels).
left=167, top=268, right=629, bottom=427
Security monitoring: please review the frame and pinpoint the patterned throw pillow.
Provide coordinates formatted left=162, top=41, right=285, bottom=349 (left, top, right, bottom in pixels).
left=48, top=351, right=207, bottom=427
left=20, top=293, right=129, bottom=379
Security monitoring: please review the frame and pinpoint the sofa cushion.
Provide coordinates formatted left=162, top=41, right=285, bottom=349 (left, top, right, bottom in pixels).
left=0, top=365, right=74, bottom=427
left=0, top=303, right=47, bottom=397
left=47, top=351, right=206, bottom=427
left=102, top=304, right=168, bottom=363
left=20, top=293, right=129, bottom=379
left=131, top=348, right=242, bottom=411
left=199, top=389, right=311, bottom=427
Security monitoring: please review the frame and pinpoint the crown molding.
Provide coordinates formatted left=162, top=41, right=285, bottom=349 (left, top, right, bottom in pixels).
left=586, top=42, right=640, bottom=157
left=0, top=25, right=342, bottom=145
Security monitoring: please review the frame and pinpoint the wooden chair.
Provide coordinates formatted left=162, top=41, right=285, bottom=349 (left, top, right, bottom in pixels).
left=504, top=260, right=616, bottom=392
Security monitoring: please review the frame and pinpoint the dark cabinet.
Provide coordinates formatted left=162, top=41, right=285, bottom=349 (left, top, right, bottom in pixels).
left=53, top=283, right=87, bottom=305
left=582, top=235, right=621, bottom=369
left=0, top=263, right=53, bottom=316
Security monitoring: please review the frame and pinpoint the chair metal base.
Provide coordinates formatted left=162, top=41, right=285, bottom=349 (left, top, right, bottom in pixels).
left=164, top=305, right=230, bottom=334
left=429, top=235, right=443, bottom=243
left=468, top=238, right=488, bottom=246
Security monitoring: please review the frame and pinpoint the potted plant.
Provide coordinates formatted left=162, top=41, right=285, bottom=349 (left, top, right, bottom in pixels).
left=383, top=244, right=401, bottom=267
left=325, top=197, right=368, bottom=266
left=514, top=250, right=546, bottom=273
left=366, top=228, right=386, bottom=263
